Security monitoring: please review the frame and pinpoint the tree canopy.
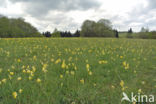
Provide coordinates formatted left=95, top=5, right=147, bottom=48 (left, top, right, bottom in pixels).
left=0, top=16, right=41, bottom=38
left=81, top=19, right=115, bottom=37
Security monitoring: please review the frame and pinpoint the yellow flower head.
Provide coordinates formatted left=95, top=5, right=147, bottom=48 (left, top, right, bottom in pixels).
left=111, top=85, right=115, bottom=89
left=138, top=89, right=142, bottom=93
left=23, top=70, right=26, bottom=73
left=36, top=78, right=41, bottom=83
left=55, top=59, right=61, bottom=64
left=29, top=76, right=32, bottom=80
left=66, top=71, right=69, bottom=74
left=12, top=92, right=17, bottom=99
left=70, top=71, right=75, bottom=75
left=80, top=79, right=85, bottom=84
left=17, top=59, right=21, bottom=63
left=32, top=66, right=36, bottom=72
left=2, top=78, right=7, bottom=83
left=120, top=80, right=124, bottom=87
left=86, top=64, right=90, bottom=70
left=17, top=77, right=22, bottom=81
left=10, top=72, right=14, bottom=76
left=19, top=89, right=23, bottom=93
left=89, top=71, right=92, bottom=76
left=61, top=60, right=66, bottom=69
left=60, top=74, right=63, bottom=78
left=120, top=56, right=123, bottom=59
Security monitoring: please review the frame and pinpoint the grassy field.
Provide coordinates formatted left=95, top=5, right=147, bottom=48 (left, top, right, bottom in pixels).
left=0, top=38, right=156, bottom=104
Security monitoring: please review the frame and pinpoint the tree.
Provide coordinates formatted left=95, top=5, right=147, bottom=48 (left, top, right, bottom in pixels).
left=128, top=28, right=133, bottom=34
left=0, top=16, right=41, bottom=38
left=51, top=28, right=60, bottom=37
left=73, top=30, right=80, bottom=37
left=115, top=30, right=119, bottom=38
left=140, top=27, right=149, bottom=32
left=43, top=31, right=51, bottom=37
left=97, top=19, right=112, bottom=29
left=127, top=28, right=133, bottom=38
left=81, top=19, right=114, bottom=37
left=81, top=20, right=96, bottom=37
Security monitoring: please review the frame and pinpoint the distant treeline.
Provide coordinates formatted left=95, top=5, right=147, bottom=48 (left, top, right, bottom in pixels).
left=122, top=27, right=156, bottom=39
left=42, top=29, right=80, bottom=37
left=0, top=15, right=156, bottom=39
left=42, top=19, right=119, bottom=38
left=0, top=16, right=41, bottom=38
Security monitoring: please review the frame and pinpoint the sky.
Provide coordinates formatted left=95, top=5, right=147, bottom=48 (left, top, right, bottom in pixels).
left=0, top=0, right=156, bottom=32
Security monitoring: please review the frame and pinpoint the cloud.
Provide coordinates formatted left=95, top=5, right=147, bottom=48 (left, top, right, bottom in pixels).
left=148, top=0, right=156, bottom=9
left=0, top=0, right=156, bottom=32
left=9, top=0, right=100, bottom=17
left=0, top=0, right=7, bottom=7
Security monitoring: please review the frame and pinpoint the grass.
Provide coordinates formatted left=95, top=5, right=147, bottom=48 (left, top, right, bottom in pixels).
left=0, top=38, right=156, bottom=104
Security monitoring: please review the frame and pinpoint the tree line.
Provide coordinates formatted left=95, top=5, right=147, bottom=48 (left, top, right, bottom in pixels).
left=0, top=15, right=155, bottom=39
left=0, top=15, right=41, bottom=38
left=42, top=29, right=80, bottom=37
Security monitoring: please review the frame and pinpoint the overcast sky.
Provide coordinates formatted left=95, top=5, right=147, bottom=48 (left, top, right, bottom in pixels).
left=0, top=0, right=156, bottom=32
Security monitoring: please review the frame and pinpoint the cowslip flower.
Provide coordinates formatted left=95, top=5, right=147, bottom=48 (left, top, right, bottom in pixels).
left=120, top=80, right=124, bottom=87
left=138, top=89, right=142, bottom=93
left=86, top=64, right=90, bottom=70
left=17, top=59, right=21, bottom=63
left=70, top=71, right=75, bottom=75
left=36, top=78, right=41, bottom=83
left=80, top=79, right=85, bottom=84
left=2, top=78, right=7, bottom=83
left=61, top=60, right=66, bottom=69
left=17, top=77, right=22, bottom=81
left=19, top=89, right=23, bottom=93
left=60, top=75, right=63, bottom=79
left=12, top=92, right=17, bottom=99
left=10, top=72, right=14, bottom=76
left=89, top=71, right=92, bottom=76
left=29, top=76, right=32, bottom=80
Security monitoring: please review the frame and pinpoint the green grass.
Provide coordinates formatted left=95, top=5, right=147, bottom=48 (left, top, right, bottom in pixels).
left=0, top=38, right=156, bottom=104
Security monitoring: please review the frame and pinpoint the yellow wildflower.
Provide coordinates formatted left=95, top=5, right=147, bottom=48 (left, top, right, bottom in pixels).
left=86, top=64, right=90, bottom=70
left=2, top=78, right=7, bottom=83
left=89, top=71, right=92, bottom=76
left=80, top=79, right=84, bottom=84
left=55, top=59, right=61, bottom=64
left=19, top=89, right=23, bottom=93
left=36, top=78, right=41, bottom=83
left=29, top=76, right=32, bottom=80
left=12, top=92, right=17, bottom=99
left=120, top=56, right=123, bottom=59
left=111, top=85, right=115, bottom=89
left=138, top=89, right=142, bottom=93
left=120, top=80, right=124, bottom=87
left=70, top=71, right=75, bottom=75
left=10, top=72, right=14, bottom=76
left=61, top=60, right=66, bottom=69
left=17, top=59, right=21, bottom=63
left=60, top=74, right=63, bottom=78
left=23, top=70, right=26, bottom=73
left=17, top=77, right=22, bottom=81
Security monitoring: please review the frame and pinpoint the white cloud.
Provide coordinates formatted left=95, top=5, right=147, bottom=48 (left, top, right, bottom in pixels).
left=0, top=0, right=155, bottom=32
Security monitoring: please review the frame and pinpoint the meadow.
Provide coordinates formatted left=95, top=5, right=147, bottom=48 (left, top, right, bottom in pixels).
left=0, top=38, right=156, bottom=104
